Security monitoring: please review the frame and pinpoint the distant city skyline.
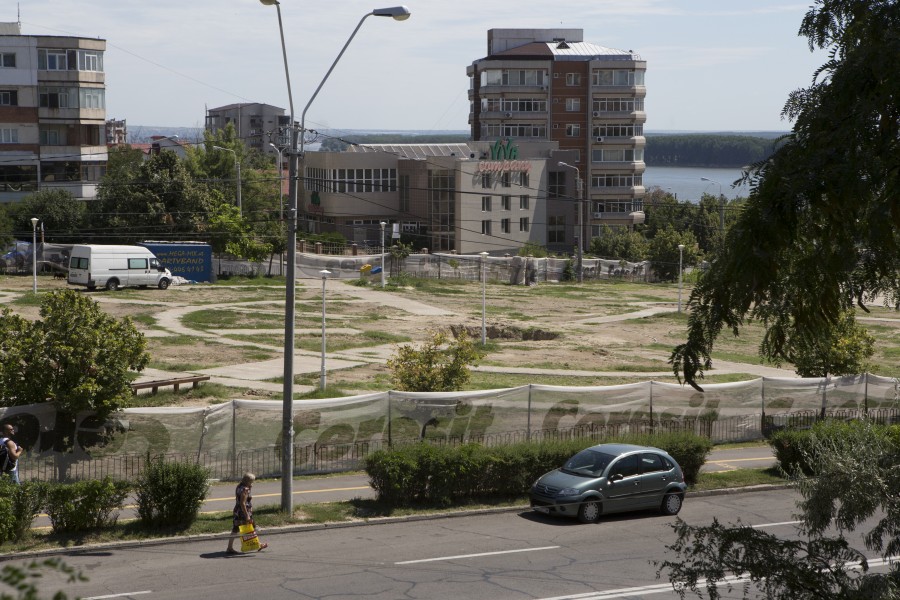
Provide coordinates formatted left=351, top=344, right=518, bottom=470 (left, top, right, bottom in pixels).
left=14, top=1, right=825, bottom=138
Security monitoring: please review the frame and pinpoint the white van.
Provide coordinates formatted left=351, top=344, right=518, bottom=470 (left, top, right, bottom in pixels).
left=68, top=245, right=172, bottom=291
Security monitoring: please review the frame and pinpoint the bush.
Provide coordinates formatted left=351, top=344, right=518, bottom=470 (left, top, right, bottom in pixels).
left=45, top=477, right=131, bottom=533
left=135, top=457, right=210, bottom=528
left=365, top=433, right=712, bottom=507
left=768, top=418, right=891, bottom=477
left=0, top=480, right=47, bottom=543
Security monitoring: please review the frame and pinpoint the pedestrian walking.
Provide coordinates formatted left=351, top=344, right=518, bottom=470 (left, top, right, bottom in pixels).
left=226, top=472, right=267, bottom=555
left=0, top=423, right=22, bottom=484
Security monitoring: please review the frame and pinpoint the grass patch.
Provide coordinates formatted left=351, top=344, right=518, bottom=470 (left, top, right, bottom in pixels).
left=130, top=383, right=235, bottom=407
left=691, top=467, right=787, bottom=492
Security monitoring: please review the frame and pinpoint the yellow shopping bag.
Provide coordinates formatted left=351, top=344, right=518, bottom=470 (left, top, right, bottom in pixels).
left=239, top=523, right=261, bottom=552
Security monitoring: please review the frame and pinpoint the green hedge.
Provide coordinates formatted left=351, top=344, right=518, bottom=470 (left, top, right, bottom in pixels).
left=365, top=433, right=712, bottom=507
left=44, top=477, right=132, bottom=534
left=769, top=419, right=899, bottom=476
left=0, top=480, right=47, bottom=543
left=135, top=457, right=210, bottom=528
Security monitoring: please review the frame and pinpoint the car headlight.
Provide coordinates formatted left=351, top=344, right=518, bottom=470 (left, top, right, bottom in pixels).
left=557, top=488, right=580, bottom=497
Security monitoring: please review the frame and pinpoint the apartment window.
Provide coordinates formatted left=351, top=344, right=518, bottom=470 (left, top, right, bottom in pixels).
left=501, top=172, right=511, bottom=188
left=0, top=129, right=18, bottom=144
left=78, top=51, right=103, bottom=72
left=481, top=173, right=491, bottom=188
left=566, top=124, right=581, bottom=137
left=548, top=215, right=566, bottom=243
left=481, top=123, right=548, bottom=139
left=80, top=124, right=101, bottom=146
left=521, top=172, right=529, bottom=187
left=565, top=98, right=581, bottom=112
left=591, top=148, right=644, bottom=163
left=592, top=69, right=645, bottom=86
left=592, top=174, right=643, bottom=188
left=501, top=195, right=511, bottom=210
left=39, top=87, right=72, bottom=109
left=548, top=172, right=565, bottom=199
left=81, top=161, right=105, bottom=182
left=566, top=73, right=581, bottom=86
left=519, top=195, right=529, bottom=210
left=594, top=124, right=642, bottom=138
left=481, top=220, right=492, bottom=235
left=40, top=128, right=66, bottom=145
left=399, top=174, right=410, bottom=213
left=0, top=91, right=17, bottom=106
left=519, top=217, right=530, bottom=232
left=0, top=53, right=14, bottom=68
left=593, top=97, right=644, bottom=112
left=38, top=49, right=69, bottom=71
left=481, top=196, right=492, bottom=212
left=501, top=218, right=510, bottom=234
left=79, top=88, right=105, bottom=109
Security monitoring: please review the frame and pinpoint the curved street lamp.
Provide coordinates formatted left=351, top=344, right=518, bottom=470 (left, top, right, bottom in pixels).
left=558, top=162, right=584, bottom=283
left=259, top=0, right=410, bottom=514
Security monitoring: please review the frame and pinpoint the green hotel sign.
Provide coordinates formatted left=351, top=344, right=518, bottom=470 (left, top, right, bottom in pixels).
left=479, top=138, right=531, bottom=173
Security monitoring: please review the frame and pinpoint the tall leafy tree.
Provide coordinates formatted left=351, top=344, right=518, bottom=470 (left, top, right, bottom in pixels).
left=6, top=190, right=86, bottom=243
left=590, top=225, right=649, bottom=262
left=671, top=0, right=900, bottom=389
left=648, top=227, right=699, bottom=283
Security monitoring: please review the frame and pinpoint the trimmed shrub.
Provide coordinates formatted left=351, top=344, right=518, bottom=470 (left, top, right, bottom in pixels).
left=365, top=432, right=712, bottom=507
left=0, top=480, right=47, bottom=543
left=769, top=419, right=894, bottom=477
left=45, top=477, right=131, bottom=533
left=135, top=456, right=211, bottom=528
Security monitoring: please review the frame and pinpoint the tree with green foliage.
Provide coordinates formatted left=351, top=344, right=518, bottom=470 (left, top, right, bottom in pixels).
left=0, top=558, right=84, bottom=600
left=517, top=241, right=548, bottom=258
left=648, top=227, right=699, bottom=283
left=772, top=309, right=875, bottom=377
left=0, top=290, right=148, bottom=457
left=671, top=0, right=900, bottom=389
left=387, top=329, right=483, bottom=392
left=5, top=190, right=85, bottom=244
left=93, top=147, right=213, bottom=243
left=590, top=225, right=649, bottom=261
left=658, top=419, right=900, bottom=599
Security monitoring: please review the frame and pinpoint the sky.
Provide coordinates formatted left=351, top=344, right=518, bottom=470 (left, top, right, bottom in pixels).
left=12, top=1, right=827, bottom=135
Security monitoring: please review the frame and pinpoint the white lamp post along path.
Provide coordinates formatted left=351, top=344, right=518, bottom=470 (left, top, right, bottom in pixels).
left=480, top=251, right=489, bottom=345
left=269, top=142, right=285, bottom=220
left=380, top=221, right=387, bottom=288
left=677, top=243, right=685, bottom=313
left=320, top=269, right=331, bottom=391
left=260, top=0, right=409, bottom=513
left=558, top=162, right=584, bottom=283
left=213, top=145, right=242, bottom=214
left=30, top=217, right=38, bottom=293
left=700, top=176, right=724, bottom=237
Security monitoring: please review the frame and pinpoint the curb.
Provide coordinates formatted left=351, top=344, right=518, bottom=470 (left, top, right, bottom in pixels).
left=0, top=484, right=793, bottom=562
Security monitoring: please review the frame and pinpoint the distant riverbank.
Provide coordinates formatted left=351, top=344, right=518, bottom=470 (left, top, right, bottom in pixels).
left=643, top=166, right=750, bottom=202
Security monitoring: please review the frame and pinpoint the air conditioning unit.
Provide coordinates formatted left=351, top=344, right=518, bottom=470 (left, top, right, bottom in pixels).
left=596, top=137, right=604, bottom=143
left=504, top=112, right=512, bottom=118
left=592, top=212, right=605, bottom=219
left=592, top=111, right=600, bottom=117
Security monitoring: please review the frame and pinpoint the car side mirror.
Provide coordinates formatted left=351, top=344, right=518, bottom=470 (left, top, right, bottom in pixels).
left=610, top=473, right=623, bottom=482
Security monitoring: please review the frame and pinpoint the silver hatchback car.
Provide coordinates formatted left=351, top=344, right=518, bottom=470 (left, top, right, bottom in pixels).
left=529, top=443, right=687, bottom=523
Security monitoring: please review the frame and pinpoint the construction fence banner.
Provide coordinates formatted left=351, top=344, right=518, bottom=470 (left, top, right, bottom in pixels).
left=3, top=373, right=898, bottom=483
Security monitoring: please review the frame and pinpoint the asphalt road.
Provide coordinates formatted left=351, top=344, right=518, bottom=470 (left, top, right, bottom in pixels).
left=18, top=486, right=884, bottom=600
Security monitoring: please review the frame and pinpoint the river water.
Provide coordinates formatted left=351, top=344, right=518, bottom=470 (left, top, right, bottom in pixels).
left=643, top=166, right=751, bottom=202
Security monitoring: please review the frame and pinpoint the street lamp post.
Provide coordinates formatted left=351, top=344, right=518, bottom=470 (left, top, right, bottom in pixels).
left=558, top=162, right=584, bottom=283
left=380, top=221, right=387, bottom=288
left=480, top=251, right=489, bottom=345
left=259, top=0, right=410, bottom=514
left=677, top=243, right=685, bottom=313
left=213, top=145, right=242, bottom=214
left=320, top=269, right=330, bottom=390
left=700, top=177, right=724, bottom=237
left=269, top=142, right=285, bottom=220
left=30, top=217, right=38, bottom=293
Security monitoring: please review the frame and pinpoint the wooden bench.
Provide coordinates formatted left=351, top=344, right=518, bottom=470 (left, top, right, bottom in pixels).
left=131, top=375, right=211, bottom=395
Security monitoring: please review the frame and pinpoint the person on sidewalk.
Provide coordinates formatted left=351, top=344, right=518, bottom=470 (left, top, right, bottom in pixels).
left=0, top=423, right=23, bottom=484
left=226, top=472, right=268, bottom=554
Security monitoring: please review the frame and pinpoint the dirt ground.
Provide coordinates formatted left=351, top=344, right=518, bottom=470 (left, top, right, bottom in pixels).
left=4, top=272, right=897, bottom=401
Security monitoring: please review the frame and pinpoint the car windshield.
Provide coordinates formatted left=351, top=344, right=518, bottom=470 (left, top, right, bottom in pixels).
left=562, top=449, right=616, bottom=477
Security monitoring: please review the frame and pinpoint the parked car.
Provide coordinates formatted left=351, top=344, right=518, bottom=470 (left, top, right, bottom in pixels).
left=529, top=443, right=687, bottom=523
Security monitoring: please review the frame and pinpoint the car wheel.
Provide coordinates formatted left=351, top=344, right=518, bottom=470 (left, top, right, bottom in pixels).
left=660, top=493, right=683, bottom=516
left=158, top=278, right=170, bottom=290
left=105, top=279, right=119, bottom=291
left=577, top=499, right=602, bottom=524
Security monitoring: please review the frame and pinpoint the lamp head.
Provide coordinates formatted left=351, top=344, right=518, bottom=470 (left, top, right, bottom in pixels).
left=320, top=269, right=331, bottom=278
left=678, top=244, right=685, bottom=250
left=380, top=221, right=387, bottom=227
left=373, top=5, right=411, bottom=20
left=259, top=0, right=279, bottom=5
left=30, top=217, right=38, bottom=227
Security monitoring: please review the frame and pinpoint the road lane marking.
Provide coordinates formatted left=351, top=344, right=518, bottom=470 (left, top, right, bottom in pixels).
left=707, top=457, right=773, bottom=464
left=83, top=592, right=152, bottom=599
left=752, top=520, right=802, bottom=528
left=396, top=546, right=560, bottom=565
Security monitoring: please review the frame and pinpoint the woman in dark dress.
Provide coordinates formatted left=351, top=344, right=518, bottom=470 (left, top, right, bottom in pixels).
left=226, top=472, right=267, bottom=554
